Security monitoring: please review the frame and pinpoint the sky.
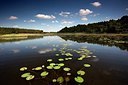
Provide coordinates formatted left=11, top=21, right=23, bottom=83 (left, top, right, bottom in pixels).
left=0, top=0, right=128, bottom=32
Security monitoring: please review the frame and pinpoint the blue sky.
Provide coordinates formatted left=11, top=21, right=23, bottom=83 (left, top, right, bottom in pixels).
left=0, top=0, right=128, bottom=32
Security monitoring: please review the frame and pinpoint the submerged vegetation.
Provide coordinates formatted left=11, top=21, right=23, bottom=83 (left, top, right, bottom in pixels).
left=59, top=16, right=128, bottom=33
left=19, top=44, right=95, bottom=84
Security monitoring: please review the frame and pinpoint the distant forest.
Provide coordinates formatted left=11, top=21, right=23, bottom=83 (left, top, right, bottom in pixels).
left=0, top=27, right=43, bottom=34
left=59, top=16, right=128, bottom=33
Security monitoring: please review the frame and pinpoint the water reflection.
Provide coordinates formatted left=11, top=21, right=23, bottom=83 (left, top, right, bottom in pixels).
left=59, top=35, right=128, bottom=51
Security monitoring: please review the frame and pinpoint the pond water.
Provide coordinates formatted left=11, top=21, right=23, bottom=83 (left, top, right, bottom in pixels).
left=0, top=35, right=128, bottom=85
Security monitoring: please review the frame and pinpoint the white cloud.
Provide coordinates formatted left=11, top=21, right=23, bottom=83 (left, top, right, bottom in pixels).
left=81, top=17, right=88, bottom=21
left=24, top=19, right=35, bottom=23
left=91, top=2, right=101, bottom=7
left=9, top=16, right=18, bottom=20
left=79, top=9, right=93, bottom=16
left=35, top=14, right=56, bottom=19
left=59, top=11, right=71, bottom=17
left=52, top=20, right=59, bottom=23
left=12, top=25, right=19, bottom=28
left=61, top=20, right=74, bottom=24
left=90, top=13, right=100, bottom=17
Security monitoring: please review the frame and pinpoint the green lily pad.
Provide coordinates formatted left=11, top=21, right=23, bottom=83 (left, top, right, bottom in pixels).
left=50, top=63, right=56, bottom=66
left=56, top=54, right=59, bottom=56
left=20, top=67, right=27, bottom=71
left=47, top=66, right=53, bottom=69
left=21, top=73, right=30, bottom=78
left=54, top=66, right=61, bottom=70
left=47, top=59, right=52, bottom=62
left=34, top=67, right=42, bottom=70
left=74, top=76, right=84, bottom=83
left=26, top=75, right=35, bottom=80
left=77, top=70, right=85, bottom=75
left=40, top=71, right=49, bottom=77
left=84, top=64, right=91, bottom=67
left=58, top=63, right=64, bottom=67
left=58, top=58, right=64, bottom=61
left=63, top=67, right=71, bottom=71
left=78, top=58, right=83, bottom=61
left=57, top=76, right=64, bottom=83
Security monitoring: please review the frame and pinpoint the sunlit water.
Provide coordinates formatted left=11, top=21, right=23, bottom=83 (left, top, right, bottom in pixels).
left=0, top=36, right=128, bottom=85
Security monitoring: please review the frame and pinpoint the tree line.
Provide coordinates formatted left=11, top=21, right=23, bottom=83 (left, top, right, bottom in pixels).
left=58, top=15, right=128, bottom=33
left=0, top=27, right=43, bottom=34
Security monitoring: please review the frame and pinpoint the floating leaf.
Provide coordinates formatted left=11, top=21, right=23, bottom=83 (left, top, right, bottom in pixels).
left=63, top=67, right=71, bottom=71
left=26, top=75, right=35, bottom=80
left=58, top=58, right=64, bottom=61
left=47, top=66, right=53, bottom=69
left=84, top=64, right=91, bottom=67
left=56, top=54, right=59, bottom=56
left=57, top=76, right=64, bottom=83
left=21, top=73, right=30, bottom=78
left=20, top=67, right=27, bottom=71
left=26, top=75, right=35, bottom=81
left=58, top=63, right=64, bottom=67
left=50, top=63, right=56, bottom=66
left=40, top=71, right=49, bottom=77
left=54, top=66, right=61, bottom=70
left=74, top=76, right=84, bottom=83
left=77, top=70, right=85, bottom=76
left=34, top=67, right=42, bottom=70
left=47, top=59, right=52, bottom=62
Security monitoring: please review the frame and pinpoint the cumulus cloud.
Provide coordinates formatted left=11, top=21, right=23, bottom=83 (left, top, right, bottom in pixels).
left=9, top=16, right=18, bottom=20
left=24, top=19, right=35, bottom=23
left=81, top=17, right=88, bottom=21
left=59, top=11, right=71, bottom=17
left=61, top=20, right=74, bottom=24
left=91, top=2, right=101, bottom=7
left=52, top=20, right=59, bottom=23
left=79, top=9, right=93, bottom=16
left=35, top=14, right=56, bottom=19
left=13, top=25, right=19, bottom=28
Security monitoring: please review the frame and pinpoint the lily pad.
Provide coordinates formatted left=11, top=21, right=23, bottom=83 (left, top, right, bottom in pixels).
left=58, top=58, right=64, bottom=61
left=57, top=76, right=64, bottom=83
left=47, top=59, right=52, bottom=62
left=77, top=70, right=85, bottom=75
left=20, top=67, right=27, bottom=71
left=21, top=73, right=30, bottom=78
left=63, top=67, right=71, bottom=71
left=54, top=66, right=61, bottom=70
left=47, top=66, right=53, bottom=69
left=74, top=76, right=84, bottom=83
left=56, top=54, right=59, bottom=56
left=58, top=63, right=64, bottom=67
left=84, top=64, right=91, bottom=67
left=40, top=71, right=49, bottom=77
left=50, top=63, right=56, bottom=66
left=34, top=67, right=42, bottom=70
left=26, top=75, right=35, bottom=80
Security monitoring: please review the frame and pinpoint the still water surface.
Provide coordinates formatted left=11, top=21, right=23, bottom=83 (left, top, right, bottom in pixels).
left=0, top=36, right=128, bottom=85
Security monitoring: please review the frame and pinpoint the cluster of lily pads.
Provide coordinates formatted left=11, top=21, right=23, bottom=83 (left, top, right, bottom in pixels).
left=20, top=44, right=96, bottom=84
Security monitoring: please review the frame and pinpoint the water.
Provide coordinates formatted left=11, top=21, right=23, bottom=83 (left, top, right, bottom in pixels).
left=0, top=36, right=128, bottom=85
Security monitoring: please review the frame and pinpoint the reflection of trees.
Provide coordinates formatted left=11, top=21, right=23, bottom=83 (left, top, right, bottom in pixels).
left=59, top=35, right=128, bottom=51
left=0, top=36, right=44, bottom=43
